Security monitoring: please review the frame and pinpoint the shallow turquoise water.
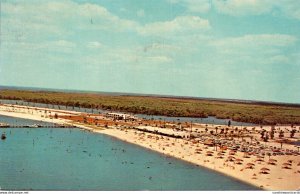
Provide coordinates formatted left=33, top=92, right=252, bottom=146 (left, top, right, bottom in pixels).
left=0, top=116, right=259, bottom=191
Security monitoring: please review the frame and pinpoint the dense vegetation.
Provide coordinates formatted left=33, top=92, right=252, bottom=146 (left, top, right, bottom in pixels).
left=1, top=89, right=300, bottom=125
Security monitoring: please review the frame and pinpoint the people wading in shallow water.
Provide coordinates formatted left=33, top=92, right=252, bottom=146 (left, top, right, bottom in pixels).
left=1, top=132, right=6, bottom=140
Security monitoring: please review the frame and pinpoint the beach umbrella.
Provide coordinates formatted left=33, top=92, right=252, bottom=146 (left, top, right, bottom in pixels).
left=261, top=167, right=270, bottom=171
left=260, top=167, right=270, bottom=174
left=227, top=156, right=235, bottom=162
left=288, top=160, right=293, bottom=163
left=220, top=146, right=227, bottom=151
left=267, top=159, right=277, bottom=165
left=246, top=163, right=255, bottom=169
left=282, top=162, right=291, bottom=166
left=256, top=158, right=264, bottom=162
left=269, top=159, right=277, bottom=162
left=282, top=164, right=291, bottom=169
left=247, top=163, right=255, bottom=166
left=235, top=159, right=243, bottom=165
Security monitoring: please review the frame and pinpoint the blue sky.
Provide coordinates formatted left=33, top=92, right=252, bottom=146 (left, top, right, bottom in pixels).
left=1, top=0, right=300, bottom=103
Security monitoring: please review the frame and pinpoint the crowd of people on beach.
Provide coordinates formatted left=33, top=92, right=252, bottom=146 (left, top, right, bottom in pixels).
left=0, top=103, right=300, bottom=190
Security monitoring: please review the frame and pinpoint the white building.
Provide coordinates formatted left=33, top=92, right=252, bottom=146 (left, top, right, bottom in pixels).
left=105, top=112, right=137, bottom=121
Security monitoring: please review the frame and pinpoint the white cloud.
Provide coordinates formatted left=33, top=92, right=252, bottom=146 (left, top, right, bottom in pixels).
left=137, top=16, right=210, bottom=36
left=142, top=56, right=172, bottom=63
left=52, top=40, right=76, bottom=48
left=169, top=0, right=211, bottom=13
left=2, top=0, right=298, bottom=74
left=137, top=9, right=145, bottom=17
left=3, top=39, right=76, bottom=54
left=142, top=43, right=181, bottom=53
left=273, top=0, right=300, bottom=20
left=209, top=34, right=297, bottom=66
left=213, top=0, right=272, bottom=16
left=187, top=1, right=211, bottom=13
left=81, top=48, right=172, bottom=68
left=264, top=55, right=291, bottom=65
left=170, top=0, right=300, bottom=20
left=87, top=41, right=103, bottom=49
left=1, top=0, right=139, bottom=44
left=212, top=0, right=300, bottom=20
left=212, top=34, right=297, bottom=48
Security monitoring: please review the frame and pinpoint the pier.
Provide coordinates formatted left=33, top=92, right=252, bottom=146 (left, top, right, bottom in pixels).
left=0, top=123, right=76, bottom=128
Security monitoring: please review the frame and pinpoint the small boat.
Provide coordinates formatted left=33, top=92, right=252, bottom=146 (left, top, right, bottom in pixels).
left=1, top=133, right=6, bottom=140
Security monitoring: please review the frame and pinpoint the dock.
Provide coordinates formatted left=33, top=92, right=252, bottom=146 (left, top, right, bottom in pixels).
left=0, top=123, right=76, bottom=128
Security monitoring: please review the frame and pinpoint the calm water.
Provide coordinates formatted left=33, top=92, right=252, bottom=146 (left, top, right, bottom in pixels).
left=0, top=99, right=256, bottom=126
left=0, top=115, right=54, bottom=126
left=0, top=116, right=259, bottom=191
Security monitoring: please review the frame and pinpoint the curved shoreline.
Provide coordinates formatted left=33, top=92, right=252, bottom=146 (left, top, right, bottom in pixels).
left=79, top=127, right=300, bottom=191
left=95, top=130, right=262, bottom=190
left=0, top=104, right=299, bottom=191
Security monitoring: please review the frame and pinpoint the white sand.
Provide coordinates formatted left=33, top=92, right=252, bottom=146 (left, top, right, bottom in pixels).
left=1, top=104, right=299, bottom=190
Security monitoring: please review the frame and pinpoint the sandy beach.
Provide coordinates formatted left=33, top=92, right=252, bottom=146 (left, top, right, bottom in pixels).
left=0, top=104, right=299, bottom=190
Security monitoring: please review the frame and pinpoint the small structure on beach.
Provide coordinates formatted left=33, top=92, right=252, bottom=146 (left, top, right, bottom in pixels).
left=204, top=139, right=214, bottom=147
left=105, top=113, right=137, bottom=121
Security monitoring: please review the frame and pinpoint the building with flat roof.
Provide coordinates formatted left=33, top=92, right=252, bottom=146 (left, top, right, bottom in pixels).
left=105, top=112, right=137, bottom=121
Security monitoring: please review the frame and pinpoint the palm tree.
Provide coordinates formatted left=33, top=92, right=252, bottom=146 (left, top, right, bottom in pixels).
left=220, top=128, right=224, bottom=135
left=264, top=133, right=269, bottom=142
left=239, top=130, right=243, bottom=140
left=270, top=128, right=275, bottom=139
left=234, top=127, right=238, bottom=134
left=250, top=136, right=253, bottom=144
left=230, top=130, right=234, bottom=138
left=279, top=130, right=284, bottom=138
left=261, top=130, right=266, bottom=139
left=290, top=129, right=296, bottom=138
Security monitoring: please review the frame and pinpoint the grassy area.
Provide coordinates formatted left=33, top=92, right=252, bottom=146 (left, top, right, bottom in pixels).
left=1, top=89, right=300, bottom=125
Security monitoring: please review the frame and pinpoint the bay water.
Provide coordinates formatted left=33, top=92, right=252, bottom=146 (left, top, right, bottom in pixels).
left=0, top=116, right=258, bottom=190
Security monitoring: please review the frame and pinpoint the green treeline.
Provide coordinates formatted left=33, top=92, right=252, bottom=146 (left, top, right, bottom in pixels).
left=1, top=89, right=300, bottom=125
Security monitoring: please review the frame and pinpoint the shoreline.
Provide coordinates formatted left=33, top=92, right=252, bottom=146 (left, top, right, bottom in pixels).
left=94, top=128, right=268, bottom=190
left=0, top=104, right=299, bottom=191
left=94, top=130, right=262, bottom=190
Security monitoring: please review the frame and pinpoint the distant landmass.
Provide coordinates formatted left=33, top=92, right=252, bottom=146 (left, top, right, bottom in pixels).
left=1, top=85, right=299, bottom=108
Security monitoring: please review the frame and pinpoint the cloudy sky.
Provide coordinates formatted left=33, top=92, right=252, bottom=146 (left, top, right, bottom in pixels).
left=1, top=0, right=300, bottom=103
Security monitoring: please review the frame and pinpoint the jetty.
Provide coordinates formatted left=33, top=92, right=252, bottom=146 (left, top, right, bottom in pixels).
left=0, top=123, right=75, bottom=128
